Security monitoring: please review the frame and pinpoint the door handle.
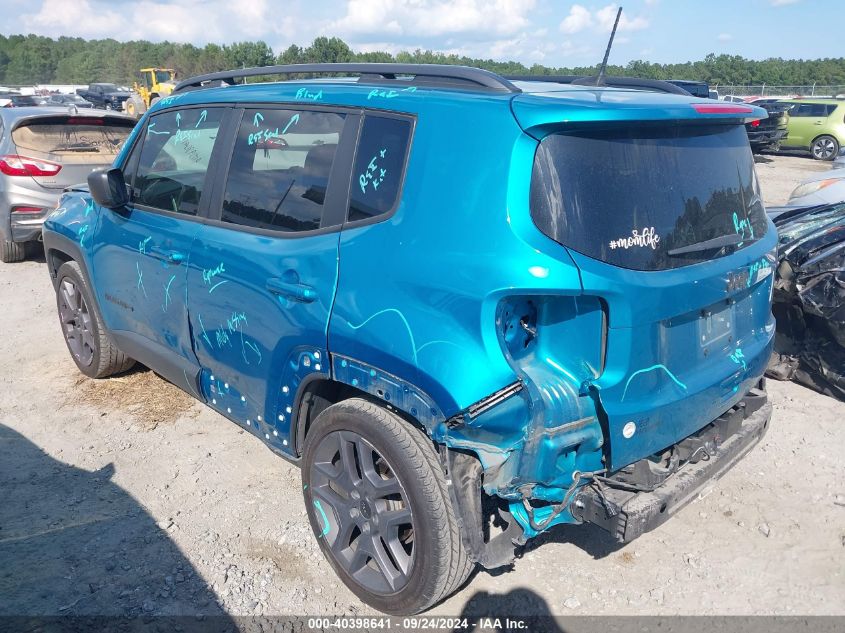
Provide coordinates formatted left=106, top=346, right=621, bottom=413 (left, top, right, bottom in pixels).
left=266, top=277, right=317, bottom=302
left=149, top=248, right=185, bottom=263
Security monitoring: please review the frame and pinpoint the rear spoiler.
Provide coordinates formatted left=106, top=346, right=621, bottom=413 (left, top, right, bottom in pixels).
left=506, top=75, right=692, bottom=96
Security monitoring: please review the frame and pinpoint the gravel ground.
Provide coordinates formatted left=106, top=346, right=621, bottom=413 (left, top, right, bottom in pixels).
left=0, top=153, right=843, bottom=619
left=755, top=151, right=832, bottom=206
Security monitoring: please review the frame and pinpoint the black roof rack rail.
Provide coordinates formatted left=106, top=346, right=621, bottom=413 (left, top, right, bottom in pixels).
left=174, top=63, right=521, bottom=94
left=505, top=74, right=692, bottom=96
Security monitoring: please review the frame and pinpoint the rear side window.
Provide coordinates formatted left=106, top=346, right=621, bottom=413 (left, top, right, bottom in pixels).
left=222, top=108, right=345, bottom=233
left=530, top=125, right=767, bottom=271
left=11, top=116, right=133, bottom=162
left=133, top=108, right=223, bottom=215
left=348, top=115, right=412, bottom=222
left=791, top=103, right=836, bottom=117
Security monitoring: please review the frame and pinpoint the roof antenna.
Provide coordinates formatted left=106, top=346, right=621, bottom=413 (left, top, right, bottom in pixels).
left=596, top=6, right=623, bottom=86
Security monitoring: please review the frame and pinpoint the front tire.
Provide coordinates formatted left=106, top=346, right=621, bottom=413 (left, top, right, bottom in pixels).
left=811, top=135, right=839, bottom=161
left=55, top=261, right=135, bottom=378
left=302, top=398, right=473, bottom=614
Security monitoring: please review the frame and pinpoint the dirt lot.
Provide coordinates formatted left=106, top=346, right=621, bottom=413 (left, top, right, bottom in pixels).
left=1, top=154, right=843, bottom=619
left=755, top=151, right=832, bottom=206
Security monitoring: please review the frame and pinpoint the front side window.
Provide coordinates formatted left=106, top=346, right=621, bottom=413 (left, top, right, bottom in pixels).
left=133, top=108, right=223, bottom=215
left=348, top=115, right=412, bottom=222
left=530, top=124, right=767, bottom=271
left=221, top=108, right=345, bottom=233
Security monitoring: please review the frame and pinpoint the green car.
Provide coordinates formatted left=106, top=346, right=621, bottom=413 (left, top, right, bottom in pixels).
left=781, top=98, right=845, bottom=160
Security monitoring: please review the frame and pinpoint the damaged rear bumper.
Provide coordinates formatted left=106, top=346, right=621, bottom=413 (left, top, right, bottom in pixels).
left=573, top=386, right=772, bottom=543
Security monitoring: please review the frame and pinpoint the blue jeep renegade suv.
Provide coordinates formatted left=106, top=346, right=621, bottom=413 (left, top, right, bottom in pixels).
left=42, top=64, right=776, bottom=614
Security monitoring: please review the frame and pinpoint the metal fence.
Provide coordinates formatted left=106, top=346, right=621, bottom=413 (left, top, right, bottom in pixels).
left=715, top=85, right=845, bottom=98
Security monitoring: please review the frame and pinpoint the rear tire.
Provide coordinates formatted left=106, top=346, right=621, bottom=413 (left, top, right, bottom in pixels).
left=55, top=261, right=135, bottom=378
left=302, top=398, right=473, bottom=614
left=811, top=135, right=839, bottom=161
left=1, top=240, right=25, bottom=263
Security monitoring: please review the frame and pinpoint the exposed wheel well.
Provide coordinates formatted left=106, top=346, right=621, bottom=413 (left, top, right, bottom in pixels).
left=47, top=248, right=73, bottom=283
left=294, top=378, right=430, bottom=456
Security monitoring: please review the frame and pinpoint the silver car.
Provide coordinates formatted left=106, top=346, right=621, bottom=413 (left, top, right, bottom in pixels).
left=786, top=167, right=845, bottom=207
left=0, top=107, right=136, bottom=262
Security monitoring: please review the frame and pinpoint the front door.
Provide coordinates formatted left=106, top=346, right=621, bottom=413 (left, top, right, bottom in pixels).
left=186, top=106, right=357, bottom=454
left=91, top=106, right=227, bottom=394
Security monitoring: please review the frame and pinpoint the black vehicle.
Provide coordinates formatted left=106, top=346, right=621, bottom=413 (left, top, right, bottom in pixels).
left=47, top=93, right=94, bottom=108
left=76, top=83, right=131, bottom=110
left=665, top=79, right=711, bottom=99
left=746, top=102, right=789, bottom=153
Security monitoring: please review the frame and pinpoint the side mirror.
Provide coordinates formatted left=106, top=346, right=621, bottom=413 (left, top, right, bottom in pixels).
left=88, top=168, right=129, bottom=209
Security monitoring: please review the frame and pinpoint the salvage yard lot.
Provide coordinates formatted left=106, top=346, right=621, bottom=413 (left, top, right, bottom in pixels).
left=0, top=153, right=843, bottom=617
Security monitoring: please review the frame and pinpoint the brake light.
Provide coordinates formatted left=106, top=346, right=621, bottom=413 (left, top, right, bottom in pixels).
left=0, top=155, right=62, bottom=177
left=751, top=119, right=761, bottom=127
left=692, top=103, right=754, bottom=114
left=11, top=205, right=43, bottom=214
left=67, top=118, right=103, bottom=125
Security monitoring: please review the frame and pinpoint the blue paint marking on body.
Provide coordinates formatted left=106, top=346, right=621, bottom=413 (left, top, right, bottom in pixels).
left=313, top=499, right=330, bottom=537
left=621, top=364, right=687, bottom=402
left=135, top=261, right=147, bottom=298
left=730, top=347, right=747, bottom=371
left=195, top=110, right=207, bottom=127
left=208, top=280, right=228, bottom=294
left=244, top=340, right=263, bottom=365
left=138, top=236, right=152, bottom=255
left=253, top=112, right=264, bottom=127
left=162, top=274, right=176, bottom=313
left=197, top=313, right=212, bottom=348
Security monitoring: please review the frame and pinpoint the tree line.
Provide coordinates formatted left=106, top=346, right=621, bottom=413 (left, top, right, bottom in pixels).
left=1, top=34, right=843, bottom=88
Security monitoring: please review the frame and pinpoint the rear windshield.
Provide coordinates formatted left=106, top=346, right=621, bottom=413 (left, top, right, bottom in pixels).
left=530, top=124, right=767, bottom=270
left=12, top=117, right=134, bottom=161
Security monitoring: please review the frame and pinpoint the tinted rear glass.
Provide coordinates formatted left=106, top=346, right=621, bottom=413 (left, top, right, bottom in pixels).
left=530, top=125, right=767, bottom=270
left=12, top=117, right=134, bottom=160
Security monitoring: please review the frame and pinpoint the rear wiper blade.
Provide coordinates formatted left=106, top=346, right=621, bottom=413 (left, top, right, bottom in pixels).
left=668, top=233, right=744, bottom=256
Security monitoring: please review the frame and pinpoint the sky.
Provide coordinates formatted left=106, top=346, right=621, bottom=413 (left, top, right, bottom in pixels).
left=0, top=0, right=841, bottom=67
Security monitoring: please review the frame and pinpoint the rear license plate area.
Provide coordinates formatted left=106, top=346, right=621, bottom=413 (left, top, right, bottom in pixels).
left=699, top=302, right=734, bottom=350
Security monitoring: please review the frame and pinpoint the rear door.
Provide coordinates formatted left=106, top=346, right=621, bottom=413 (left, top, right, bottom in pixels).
left=91, top=106, right=229, bottom=395
left=529, top=123, right=777, bottom=469
left=186, top=105, right=357, bottom=454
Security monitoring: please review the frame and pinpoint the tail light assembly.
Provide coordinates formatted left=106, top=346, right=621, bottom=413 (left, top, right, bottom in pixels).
left=0, top=155, right=62, bottom=177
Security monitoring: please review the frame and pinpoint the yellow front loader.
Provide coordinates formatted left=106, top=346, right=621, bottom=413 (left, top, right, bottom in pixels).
left=124, top=68, right=177, bottom=118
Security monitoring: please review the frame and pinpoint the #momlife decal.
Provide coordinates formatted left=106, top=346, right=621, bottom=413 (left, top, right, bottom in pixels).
left=609, top=227, right=661, bottom=250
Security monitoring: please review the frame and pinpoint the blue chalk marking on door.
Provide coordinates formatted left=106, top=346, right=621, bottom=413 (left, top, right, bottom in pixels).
left=162, top=274, right=176, bottom=313
left=313, top=499, right=330, bottom=537
left=208, top=280, right=228, bottom=294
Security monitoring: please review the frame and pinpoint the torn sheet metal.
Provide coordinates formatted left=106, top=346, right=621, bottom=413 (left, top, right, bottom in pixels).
left=767, top=202, right=845, bottom=400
